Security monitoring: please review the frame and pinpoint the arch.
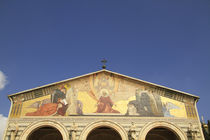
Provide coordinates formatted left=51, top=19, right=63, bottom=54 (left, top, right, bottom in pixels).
left=138, top=121, right=187, bottom=140
left=79, top=120, right=128, bottom=140
left=87, top=126, right=122, bottom=140
left=146, top=127, right=179, bottom=140
left=27, top=126, right=62, bottom=140
left=19, top=120, right=69, bottom=140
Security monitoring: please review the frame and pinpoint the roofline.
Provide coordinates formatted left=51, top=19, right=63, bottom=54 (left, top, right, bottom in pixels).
left=8, top=69, right=199, bottom=99
left=8, top=69, right=106, bottom=97
left=105, top=70, right=199, bottom=99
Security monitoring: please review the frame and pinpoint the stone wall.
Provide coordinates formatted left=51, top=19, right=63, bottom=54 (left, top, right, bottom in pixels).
left=3, top=116, right=204, bottom=140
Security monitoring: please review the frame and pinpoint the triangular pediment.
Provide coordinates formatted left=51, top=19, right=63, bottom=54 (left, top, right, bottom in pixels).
left=9, top=70, right=198, bottom=119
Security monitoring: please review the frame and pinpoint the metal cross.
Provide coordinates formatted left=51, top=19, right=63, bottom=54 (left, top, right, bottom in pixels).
left=101, top=59, right=107, bottom=69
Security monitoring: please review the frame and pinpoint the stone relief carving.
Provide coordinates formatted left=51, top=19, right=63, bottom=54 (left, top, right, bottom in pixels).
left=188, top=123, right=198, bottom=140
left=8, top=123, right=19, bottom=140
left=129, top=122, right=137, bottom=140
left=70, top=122, right=77, bottom=140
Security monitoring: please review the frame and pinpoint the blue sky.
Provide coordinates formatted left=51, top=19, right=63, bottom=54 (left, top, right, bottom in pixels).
left=0, top=0, right=209, bottom=125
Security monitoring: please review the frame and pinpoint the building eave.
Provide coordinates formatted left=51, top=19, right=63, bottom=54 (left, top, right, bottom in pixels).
left=8, top=69, right=199, bottom=99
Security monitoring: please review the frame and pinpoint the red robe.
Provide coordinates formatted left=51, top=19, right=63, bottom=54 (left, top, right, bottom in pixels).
left=26, top=103, right=58, bottom=116
left=95, top=96, right=120, bottom=113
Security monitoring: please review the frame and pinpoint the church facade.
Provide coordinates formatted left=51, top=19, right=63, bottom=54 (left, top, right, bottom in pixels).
left=3, top=70, right=204, bottom=140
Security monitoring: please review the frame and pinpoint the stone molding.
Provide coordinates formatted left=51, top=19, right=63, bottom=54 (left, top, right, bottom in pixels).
left=19, top=119, right=69, bottom=140
left=79, top=120, right=128, bottom=140
left=138, top=121, right=188, bottom=140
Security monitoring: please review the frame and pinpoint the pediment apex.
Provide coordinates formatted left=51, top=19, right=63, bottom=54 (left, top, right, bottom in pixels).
left=8, top=69, right=199, bottom=99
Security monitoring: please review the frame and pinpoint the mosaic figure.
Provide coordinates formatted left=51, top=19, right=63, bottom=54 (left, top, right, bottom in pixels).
left=95, top=89, right=120, bottom=113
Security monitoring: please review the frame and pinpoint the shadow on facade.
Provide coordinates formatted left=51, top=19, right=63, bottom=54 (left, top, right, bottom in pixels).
left=87, top=126, right=122, bottom=140
left=146, top=127, right=180, bottom=140
left=27, top=126, right=63, bottom=140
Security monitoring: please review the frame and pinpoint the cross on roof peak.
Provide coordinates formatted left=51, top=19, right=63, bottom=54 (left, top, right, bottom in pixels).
left=101, top=59, right=107, bottom=69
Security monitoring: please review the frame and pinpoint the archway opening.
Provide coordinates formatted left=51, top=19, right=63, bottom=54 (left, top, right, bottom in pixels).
left=146, top=127, right=180, bottom=140
left=87, top=126, right=122, bottom=140
left=27, top=126, right=63, bottom=140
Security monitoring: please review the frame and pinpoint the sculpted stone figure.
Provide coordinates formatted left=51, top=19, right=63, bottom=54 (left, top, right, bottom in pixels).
left=70, top=122, right=77, bottom=140
left=188, top=123, right=198, bottom=140
left=129, top=122, right=137, bottom=140
left=9, top=123, right=19, bottom=140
